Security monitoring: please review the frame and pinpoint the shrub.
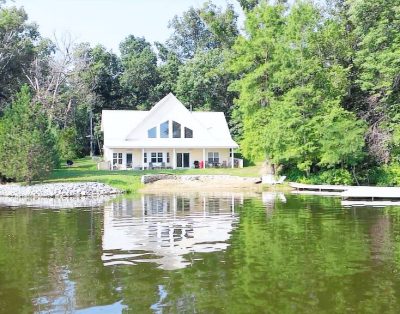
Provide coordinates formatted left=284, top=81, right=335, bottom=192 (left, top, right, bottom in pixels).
left=318, top=169, right=353, bottom=185
left=0, top=86, right=59, bottom=183
left=57, top=127, right=81, bottom=161
left=286, top=168, right=354, bottom=185
left=372, top=163, right=400, bottom=186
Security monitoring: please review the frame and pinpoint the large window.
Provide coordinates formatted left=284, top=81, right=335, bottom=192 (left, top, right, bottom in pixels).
left=113, top=153, right=123, bottom=165
left=184, top=127, right=193, bottom=138
left=160, top=121, right=169, bottom=138
left=208, top=152, right=219, bottom=164
left=151, top=152, right=157, bottom=163
left=173, top=121, right=181, bottom=138
left=147, top=121, right=192, bottom=139
left=148, top=127, right=157, bottom=138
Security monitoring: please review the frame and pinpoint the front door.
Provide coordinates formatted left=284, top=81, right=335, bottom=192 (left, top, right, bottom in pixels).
left=126, top=153, right=133, bottom=168
left=176, top=153, right=190, bottom=168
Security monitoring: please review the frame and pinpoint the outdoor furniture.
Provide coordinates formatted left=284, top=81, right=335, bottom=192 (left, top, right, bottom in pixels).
left=148, top=162, right=154, bottom=170
left=194, top=160, right=199, bottom=168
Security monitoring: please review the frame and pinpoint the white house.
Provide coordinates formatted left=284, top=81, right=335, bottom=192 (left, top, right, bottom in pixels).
left=101, top=93, right=239, bottom=170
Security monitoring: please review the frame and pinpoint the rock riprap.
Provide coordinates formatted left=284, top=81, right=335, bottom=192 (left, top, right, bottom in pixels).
left=0, top=182, right=122, bottom=198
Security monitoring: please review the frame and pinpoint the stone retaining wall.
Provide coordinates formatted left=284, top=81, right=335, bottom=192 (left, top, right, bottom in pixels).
left=141, top=174, right=177, bottom=184
left=141, top=174, right=259, bottom=184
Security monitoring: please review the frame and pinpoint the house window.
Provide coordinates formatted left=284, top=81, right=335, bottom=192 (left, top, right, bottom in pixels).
left=208, top=152, right=219, bottom=164
left=184, top=127, right=193, bottom=138
left=113, top=153, right=123, bottom=165
left=150, top=152, right=163, bottom=163
left=173, top=121, right=181, bottom=138
left=144, top=152, right=147, bottom=163
left=167, top=152, right=170, bottom=162
left=160, top=121, right=169, bottom=138
left=148, top=127, right=157, bottom=138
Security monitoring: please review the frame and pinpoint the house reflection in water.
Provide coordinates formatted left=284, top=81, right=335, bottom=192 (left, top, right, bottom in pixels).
left=102, top=192, right=285, bottom=270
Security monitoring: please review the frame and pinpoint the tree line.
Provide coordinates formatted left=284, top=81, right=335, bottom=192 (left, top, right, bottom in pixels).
left=0, top=0, right=399, bottom=185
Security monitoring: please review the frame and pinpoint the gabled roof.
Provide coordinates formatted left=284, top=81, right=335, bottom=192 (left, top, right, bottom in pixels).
left=102, top=93, right=238, bottom=148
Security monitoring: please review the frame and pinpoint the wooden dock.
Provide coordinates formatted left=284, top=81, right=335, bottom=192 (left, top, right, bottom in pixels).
left=289, top=182, right=400, bottom=204
left=289, top=182, right=349, bottom=194
left=341, top=187, right=400, bottom=200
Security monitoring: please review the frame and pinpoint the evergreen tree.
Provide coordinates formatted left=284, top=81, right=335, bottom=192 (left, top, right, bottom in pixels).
left=0, top=85, right=59, bottom=183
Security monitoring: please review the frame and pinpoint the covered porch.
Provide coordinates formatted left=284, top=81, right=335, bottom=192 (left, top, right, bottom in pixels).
left=103, top=147, right=240, bottom=170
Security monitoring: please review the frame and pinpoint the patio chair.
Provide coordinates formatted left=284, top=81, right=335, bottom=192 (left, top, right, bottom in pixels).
left=148, top=162, right=154, bottom=170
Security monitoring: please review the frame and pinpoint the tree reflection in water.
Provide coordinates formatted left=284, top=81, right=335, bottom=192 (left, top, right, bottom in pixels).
left=1, top=192, right=400, bottom=313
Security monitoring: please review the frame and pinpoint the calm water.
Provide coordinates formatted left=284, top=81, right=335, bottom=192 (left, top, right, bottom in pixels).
left=1, top=192, right=400, bottom=313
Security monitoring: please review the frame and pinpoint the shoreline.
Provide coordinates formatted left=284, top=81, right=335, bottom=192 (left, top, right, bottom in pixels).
left=140, top=174, right=266, bottom=193
left=0, top=182, right=122, bottom=198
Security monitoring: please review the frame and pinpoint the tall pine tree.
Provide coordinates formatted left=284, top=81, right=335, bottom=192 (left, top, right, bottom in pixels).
left=0, top=85, right=58, bottom=183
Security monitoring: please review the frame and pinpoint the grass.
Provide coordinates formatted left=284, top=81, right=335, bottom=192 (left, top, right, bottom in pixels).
left=45, top=157, right=263, bottom=193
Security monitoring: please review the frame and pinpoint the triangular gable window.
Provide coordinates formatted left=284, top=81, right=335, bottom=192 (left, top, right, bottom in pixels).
left=148, top=127, right=157, bottom=138
left=147, top=121, right=193, bottom=138
left=173, top=121, right=181, bottom=138
left=184, top=127, right=193, bottom=138
left=160, top=121, right=169, bottom=138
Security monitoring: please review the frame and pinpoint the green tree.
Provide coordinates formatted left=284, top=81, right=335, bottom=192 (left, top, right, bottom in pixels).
left=153, top=42, right=182, bottom=98
left=348, top=0, right=400, bottom=163
left=199, top=2, right=239, bottom=49
left=166, top=3, right=239, bottom=61
left=0, top=5, right=39, bottom=110
left=229, top=1, right=366, bottom=175
left=57, top=126, right=81, bottom=160
left=167, top=6, right=218, bottom=60
left=119, top=35, right=160, bottom=109
left=0, top=85, right=58, bottom=182
left=237, top=0, right=260, bottom=12
left=176, top=49, right=236, bottom=114
left=72, top=43, right=122, bottom=112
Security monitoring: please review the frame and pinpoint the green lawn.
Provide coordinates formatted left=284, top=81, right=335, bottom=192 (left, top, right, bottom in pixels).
left=45, top=157, right=262, bottom=193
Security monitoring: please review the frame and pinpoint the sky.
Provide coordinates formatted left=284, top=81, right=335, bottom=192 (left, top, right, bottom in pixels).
left=12, top=0, right=244, bottom=53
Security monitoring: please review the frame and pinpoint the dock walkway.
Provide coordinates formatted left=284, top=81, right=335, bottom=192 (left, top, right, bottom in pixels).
left=289, top=182, right=400, bottom=202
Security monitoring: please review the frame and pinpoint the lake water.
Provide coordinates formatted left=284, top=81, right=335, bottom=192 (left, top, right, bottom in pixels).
left=1, top=192, right=400, bottom=313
